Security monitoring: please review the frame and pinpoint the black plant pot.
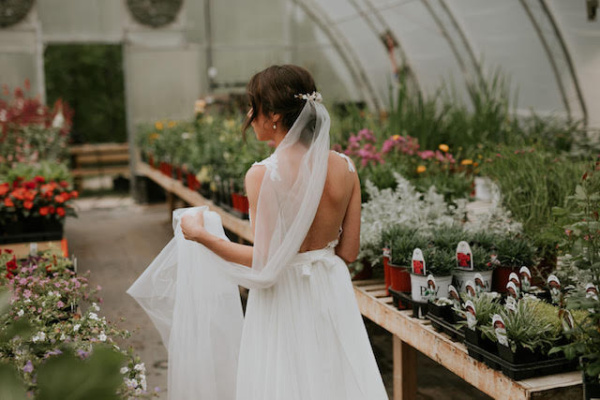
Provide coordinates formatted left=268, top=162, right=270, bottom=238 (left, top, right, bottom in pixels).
left=428, top=302, right=454, bottom=323
left=465, top=328, right=497, bottom=354
left=497, top=343, right=542, bottom=364
left=583, top=371, right=600, bottom=400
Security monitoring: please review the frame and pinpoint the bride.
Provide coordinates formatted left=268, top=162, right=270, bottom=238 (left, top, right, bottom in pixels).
left=129, top=65, right=388, bottom=400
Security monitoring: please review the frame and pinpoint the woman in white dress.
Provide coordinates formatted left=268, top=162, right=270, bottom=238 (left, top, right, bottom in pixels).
left=134, top=65, right=387, bottom=400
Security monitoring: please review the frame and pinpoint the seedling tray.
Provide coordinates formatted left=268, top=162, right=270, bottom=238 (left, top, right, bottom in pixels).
left=464, top=342, right=577, bottom=380
left=426, top=313, right=465, bottom=341
left=388, top=288, right=428, bottom=318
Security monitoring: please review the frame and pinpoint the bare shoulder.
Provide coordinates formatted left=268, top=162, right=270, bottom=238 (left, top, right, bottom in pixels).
left=245, top=164, right=266, bottom=192
left=328, top=150, right=357, bottom=175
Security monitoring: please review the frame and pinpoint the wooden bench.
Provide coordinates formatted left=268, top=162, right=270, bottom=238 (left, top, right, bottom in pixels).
left=70, top=143, right=130, bottom=190
left=353, top=280, right=582, bottom=400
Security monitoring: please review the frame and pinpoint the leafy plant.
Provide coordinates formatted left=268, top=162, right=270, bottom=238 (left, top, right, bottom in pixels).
left=381, top=226, right=428, bottom=266
left=456, top=292, right=501, bottom=331
left=494, top=235, right=536, bottom=268
left=422, top=246, right=455, bottom=277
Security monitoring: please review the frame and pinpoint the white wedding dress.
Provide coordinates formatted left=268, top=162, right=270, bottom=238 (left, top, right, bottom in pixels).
left=128, top=96, right=388, bottom=400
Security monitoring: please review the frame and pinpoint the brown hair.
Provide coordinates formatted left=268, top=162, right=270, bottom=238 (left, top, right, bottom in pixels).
left=242, top=65, right=317, bottom=134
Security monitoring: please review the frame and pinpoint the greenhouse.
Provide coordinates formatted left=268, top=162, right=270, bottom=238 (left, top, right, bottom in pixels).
left=1, top=1, right=600, bottom=399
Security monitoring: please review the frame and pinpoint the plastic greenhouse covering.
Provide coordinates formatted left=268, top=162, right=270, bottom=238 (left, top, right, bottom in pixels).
left=0, top=0, right=598, bottom=129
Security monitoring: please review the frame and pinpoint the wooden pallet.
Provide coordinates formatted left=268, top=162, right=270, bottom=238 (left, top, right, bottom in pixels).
left=353, top=280, right=582, bottom=400
left=70, top=143, right=130, bottom=190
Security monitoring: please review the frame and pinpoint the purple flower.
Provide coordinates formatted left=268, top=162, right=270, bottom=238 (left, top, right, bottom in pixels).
left=23, top=360, right=33, bottom=373
left=57, top=301, right=65, bottom=308
left=23, top=290, right=32, bottom=299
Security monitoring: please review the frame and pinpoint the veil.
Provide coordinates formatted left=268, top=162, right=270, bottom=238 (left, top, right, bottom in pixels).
left=127, top=95, right=331, bottom=399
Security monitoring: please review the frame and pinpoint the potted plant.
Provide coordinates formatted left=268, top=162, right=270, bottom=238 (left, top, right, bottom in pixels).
left=411, top=246, right=454, bottom=302
left=453, top=245, right=495, bottom=293
left=381, top=226, right=427, bottom=294
left=457, top=293, right=501, bottom=354
left=492, top=234, right=535, bottom=293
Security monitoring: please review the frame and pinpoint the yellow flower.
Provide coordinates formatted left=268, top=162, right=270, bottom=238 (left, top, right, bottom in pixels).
left=149, top=133, right=160, bottom=142
left=205, top=115, right=214, bottom=125
left=461, top=159, right=473, bottom=165
left=155, top=121, right=164, bottom=130
left=392, top=134, right=401, bottom=141
left=167, top=121, right=177, bottom=128
left=416, top=165, right=426, bottom=174
left=438, top=144, right=449, bottom=153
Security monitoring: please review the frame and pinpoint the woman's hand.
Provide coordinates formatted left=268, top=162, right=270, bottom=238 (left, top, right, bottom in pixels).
left=181, top=211, right=210, bottom=244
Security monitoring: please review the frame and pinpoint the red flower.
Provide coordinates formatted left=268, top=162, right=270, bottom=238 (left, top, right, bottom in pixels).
left=4, top=249, right=13, bottom=254
left=56, top=207, right=66, bottom=217
left=4, top=197, right=14, bottom=207
left=24, top=181, right=36, bottom=190
left=6, top=256, right=17, bottom=272
left=39, top=206, right=50, bottom=216
left=23, top=200, right=33, bottom=210
left=59, top=181, right=69, bottom=188
left=49, top=206, right=55, bottom=214
left=33, top=176, right=45, bottom=184
left=70, top=190, right=79, bottom=199
left=11, top=188, right=25, bottom=200
left=0, top=183, right=9, bottom=196
left=24, top=190, right=36, bottom=201
left=54, top=194, right=66, bottom=204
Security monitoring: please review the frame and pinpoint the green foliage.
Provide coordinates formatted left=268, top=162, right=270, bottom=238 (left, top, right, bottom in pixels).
left=45, top=44, right=126, bottom=144
left=456, top=293, right=502, bottom=331
left=494, top=235, right=536, bottom=268
left=422, top=246, right=455, bottom=277
left=381, top=226, right=428, bottom=267
left=0, top=162, right=71, bottom=183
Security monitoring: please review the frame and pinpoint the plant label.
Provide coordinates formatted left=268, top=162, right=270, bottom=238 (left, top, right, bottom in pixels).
left=547, top=274, right=561, bottom=305
left=456, top=241, right=473, bottom=270
left=492, top=314, right=508, bottom=347
left=465, top=300, right=476, bottom=330
left=448, top=284, right=461, bottom=308
left=560, top=309, right=575, bottom=333
left=586, top=283, right=598, bottom=301
left=423, top=274, right=438, bottom=302
left=29, top=242, right=38, bottom=256
left=519, top=266, right=531, bottom=293
left=412, top=248, right=425, bottom=275
left=474, top=273, right=486, bottom=294
left=506, top=281, right=519, bottom=299
left=383, top=246, right=391, bottom=259
left=465, top=280, right=476, bottom=297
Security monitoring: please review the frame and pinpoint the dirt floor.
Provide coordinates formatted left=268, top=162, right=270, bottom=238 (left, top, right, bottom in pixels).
left=66, top=198, right=491, bottom=400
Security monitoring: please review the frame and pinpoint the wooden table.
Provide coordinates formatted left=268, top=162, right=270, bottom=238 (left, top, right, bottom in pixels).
left=353, top=280, right=583, bottom=400
left=137, top=162, right=253, bottom=242
left=0, top=239, right=69, bottom=258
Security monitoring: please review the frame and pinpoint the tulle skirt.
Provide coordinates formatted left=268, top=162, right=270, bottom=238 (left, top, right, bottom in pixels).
left=236, top=247, right=388, bottom=400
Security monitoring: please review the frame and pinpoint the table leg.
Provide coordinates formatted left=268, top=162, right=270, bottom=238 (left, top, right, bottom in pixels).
left=393, top=335, right=417, bottom=400
left=166, top=191, right=175, bottom=216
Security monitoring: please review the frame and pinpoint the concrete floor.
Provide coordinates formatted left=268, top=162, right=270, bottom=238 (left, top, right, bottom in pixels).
left=65, top=198, right=491, bottom=400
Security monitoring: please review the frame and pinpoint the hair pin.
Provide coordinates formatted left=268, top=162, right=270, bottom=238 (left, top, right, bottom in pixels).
left=294, top=91, right=323, bottom=103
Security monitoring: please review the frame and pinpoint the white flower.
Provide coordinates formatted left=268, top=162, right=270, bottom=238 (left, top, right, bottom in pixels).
left=92, top=303, right=100, bottom=312
left=60, top=333, right=66, bottom=341
left=17, top=309, right=24, bottom=317
left=181, top=132, right=191, bottom=140
left=88, top=312, right=99, bottom=321
left=98, top=332, right=107, bottom=342
left=134, top=363, right=146, bottom=373
left=140, top=375, right=147, bottom=391
left=73, top=324, right=81, bottom=333
left=24, top=299, right=31, bottom=304
left=32, top=331, right=46, bottom=342
left=120, top=367, right=129, bottom=375
left=125, top=378, right=138, bottom=389
left=134, top=388, right=142, bottom=395
left=52, top=111, right=65, bottom=129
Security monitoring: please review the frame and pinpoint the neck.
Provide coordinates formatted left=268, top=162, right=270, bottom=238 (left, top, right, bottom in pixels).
left=272, top=131, right=287, bottom=148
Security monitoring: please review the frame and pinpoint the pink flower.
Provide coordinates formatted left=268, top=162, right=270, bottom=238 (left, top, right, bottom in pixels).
left=57, top=301, right=65, bottom=308
left=23, top=289, right=32, bottom=298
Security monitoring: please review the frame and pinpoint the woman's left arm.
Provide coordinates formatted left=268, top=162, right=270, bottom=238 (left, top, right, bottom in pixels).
left=180, top=164, right=266, bottom=268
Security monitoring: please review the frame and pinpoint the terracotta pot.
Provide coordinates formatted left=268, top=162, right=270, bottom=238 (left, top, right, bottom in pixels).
left=239, top=195, right=249, bottom=214
left=390, top=264, right=410, bottom=293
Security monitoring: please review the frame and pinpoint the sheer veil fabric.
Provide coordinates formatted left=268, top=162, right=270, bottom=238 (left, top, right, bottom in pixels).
left=127, top=97, right=389, bottom=399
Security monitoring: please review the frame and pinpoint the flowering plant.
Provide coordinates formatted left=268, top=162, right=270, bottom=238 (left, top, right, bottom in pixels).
left=0, top=175, right=78, bottom=226
left=0, top=250, right=154, bottom=398
left=0, top=81, right=72, bottom=170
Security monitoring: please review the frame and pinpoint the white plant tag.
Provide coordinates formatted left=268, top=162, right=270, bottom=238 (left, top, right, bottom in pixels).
left=560, top=309, right=575, bottom=333
left=519, top=266, right=531, bottom=293
left=465, top=280, right=476, bottom=297
left=465, top=300, right=477, bottom=330
left=506, top=281, right=519, bottom=299
left=424, top=274, right=437, bottom=302
left=474, top=273, right=486, bottom=294
left=448, top=284, right=461, bottom=307
left=492, top=314, right=508, bottom=346
left=456, top=241, right=473, bottom=270
left=548, top=274, right=561, bottom=305
left=412, top=248, right=425, bottom=275
left=383, top=246, right=391, bottom=259
left=586, top=283, right=599, bottom=301
left=29, top=242, right=38, bottom=256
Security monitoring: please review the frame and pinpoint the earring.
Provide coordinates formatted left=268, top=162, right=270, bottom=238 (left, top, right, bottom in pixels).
left=273, top=124, right=277, bottom=130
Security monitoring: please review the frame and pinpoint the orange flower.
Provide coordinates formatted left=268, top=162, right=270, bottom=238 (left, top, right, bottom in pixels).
left=461, top=159, right=473, bottom=165
left=70, top=190, right=79, bottom=199
left=438, top=144, right=449, bottom=153
left=416, top=165, right=427, bottom=174
left=11, top=188, right=25, bottom=200
left=0, top=183, right=9, bottom=196
left=56, top=207, right=66, bottom=217
left=23, top=200, right=33, bottom=210
left=54, top=194, right=66, bottom=204
left=40, top=206, right=50, bottom=216
left=24, top=190, right=36, bottom=201
left=4, top=197, right=14, bottom=207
